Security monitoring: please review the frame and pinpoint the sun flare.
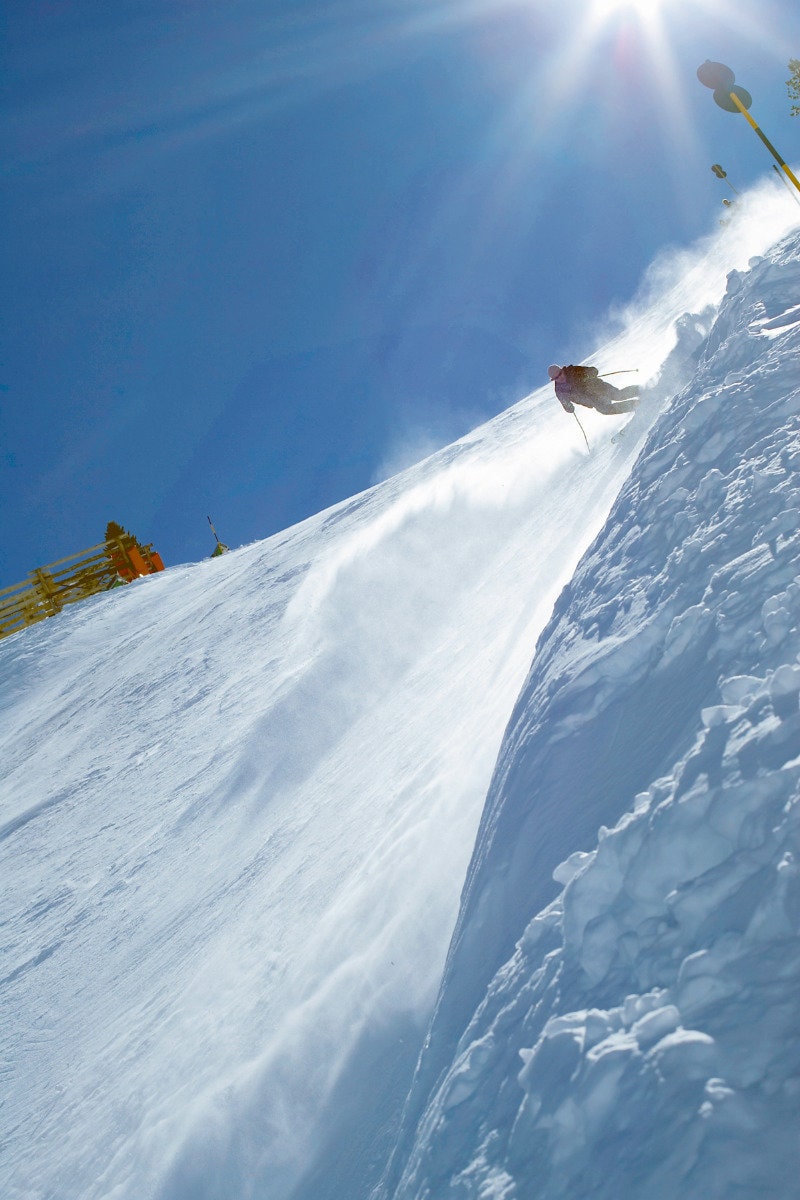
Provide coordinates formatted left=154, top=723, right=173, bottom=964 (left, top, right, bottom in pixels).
left=591, top=0, right=668, bottom=20
left=587, top=0, right=671, bottom=30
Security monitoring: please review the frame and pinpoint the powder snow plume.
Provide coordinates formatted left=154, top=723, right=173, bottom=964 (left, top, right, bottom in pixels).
left=379, top=219, right=800, bottom=1200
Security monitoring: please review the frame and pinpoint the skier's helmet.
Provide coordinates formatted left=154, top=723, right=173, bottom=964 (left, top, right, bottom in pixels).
left=547, top=365, right=562, bottom=380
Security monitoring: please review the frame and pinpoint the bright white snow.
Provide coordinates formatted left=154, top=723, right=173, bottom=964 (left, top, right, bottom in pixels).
left=1, top=184, right=798, bottom=1200
left=380, top=211, right=800, bottom=1200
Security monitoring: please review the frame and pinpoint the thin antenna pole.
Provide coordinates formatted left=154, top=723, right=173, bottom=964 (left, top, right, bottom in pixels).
left=207, top=515, right=223, bottom=546
left=207, top=515, right=230, bottom=555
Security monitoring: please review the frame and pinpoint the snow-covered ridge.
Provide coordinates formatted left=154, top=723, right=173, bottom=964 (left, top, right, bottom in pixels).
left=1, top=191, right=798, bottom=1200
left=383, top=232, right=800, bottom=1199
left=0, top=280, right=665, bottom=1200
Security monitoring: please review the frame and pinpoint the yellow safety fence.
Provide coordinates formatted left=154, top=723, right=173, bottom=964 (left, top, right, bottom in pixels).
left=0, top=533, right=164, bottom=642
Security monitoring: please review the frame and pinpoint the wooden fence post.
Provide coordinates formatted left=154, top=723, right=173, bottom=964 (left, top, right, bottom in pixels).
left=32, top=568, right=62, bottom=616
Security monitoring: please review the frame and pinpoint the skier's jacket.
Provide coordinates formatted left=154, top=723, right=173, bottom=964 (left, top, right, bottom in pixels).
left=552, top=365, right=606, bottom=414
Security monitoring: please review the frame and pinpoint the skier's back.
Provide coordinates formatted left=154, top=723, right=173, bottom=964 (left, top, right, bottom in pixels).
left=548, top=364, right=639, bottom=416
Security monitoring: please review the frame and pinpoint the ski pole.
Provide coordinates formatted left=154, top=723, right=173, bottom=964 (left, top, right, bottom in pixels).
left=697, top=63, right=800, bottom=198
left=711, top=163, right=739, bottom=196
left=726, top=90, right=800, bottom=197
left=599, top=369, right=639, bottom=378
left=572, top=410, right=590, bottom=451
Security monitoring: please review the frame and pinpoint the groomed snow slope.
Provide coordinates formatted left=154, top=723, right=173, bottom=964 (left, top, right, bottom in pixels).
left=381, top=228, right=800, bottom=1199
left=0, top=189, right=796, bottom=1200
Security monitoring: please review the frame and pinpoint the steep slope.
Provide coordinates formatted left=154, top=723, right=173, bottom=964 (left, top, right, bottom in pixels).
left=0, top=190, right=795, bottom=1200
left=0, top=328, right=659, bottom=1200
left=382, top=231, right=800, bottom=1199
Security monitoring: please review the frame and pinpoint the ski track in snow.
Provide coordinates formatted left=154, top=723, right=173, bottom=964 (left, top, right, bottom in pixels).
left=382, top=225, right=800, bottom=1199
left=0, top=186, right=798, bottom=1200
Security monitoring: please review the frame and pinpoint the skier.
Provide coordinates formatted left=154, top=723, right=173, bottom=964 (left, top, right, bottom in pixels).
left=548, top=365, right=639, bottom=416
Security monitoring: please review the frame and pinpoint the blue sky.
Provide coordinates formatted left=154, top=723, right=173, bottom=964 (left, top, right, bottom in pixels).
left=1, top=0, right=798, bottom=584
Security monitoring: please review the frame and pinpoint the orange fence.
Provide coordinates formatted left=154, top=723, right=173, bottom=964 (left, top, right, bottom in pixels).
left=0, top=535, right=164, bottom=642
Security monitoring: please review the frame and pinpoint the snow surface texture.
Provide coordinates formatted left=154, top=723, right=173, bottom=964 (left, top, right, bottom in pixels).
left=0, top=302, right=655, bottom=1200
left=1, top=187, right=797, bottom=1200
left=381, top=229, right=800, bottom=1199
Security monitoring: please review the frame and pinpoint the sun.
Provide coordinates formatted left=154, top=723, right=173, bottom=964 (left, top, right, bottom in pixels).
left=589, top=0, right=671, bottom=28
left=592, top=0, right=662, bottom=13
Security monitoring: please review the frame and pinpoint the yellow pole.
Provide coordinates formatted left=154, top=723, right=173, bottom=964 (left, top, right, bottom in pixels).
left=728, top=91, right=800, bottom=196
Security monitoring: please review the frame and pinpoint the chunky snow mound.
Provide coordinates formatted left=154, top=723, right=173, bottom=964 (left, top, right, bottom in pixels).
left=384, top=233, right=800, bottom=1199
